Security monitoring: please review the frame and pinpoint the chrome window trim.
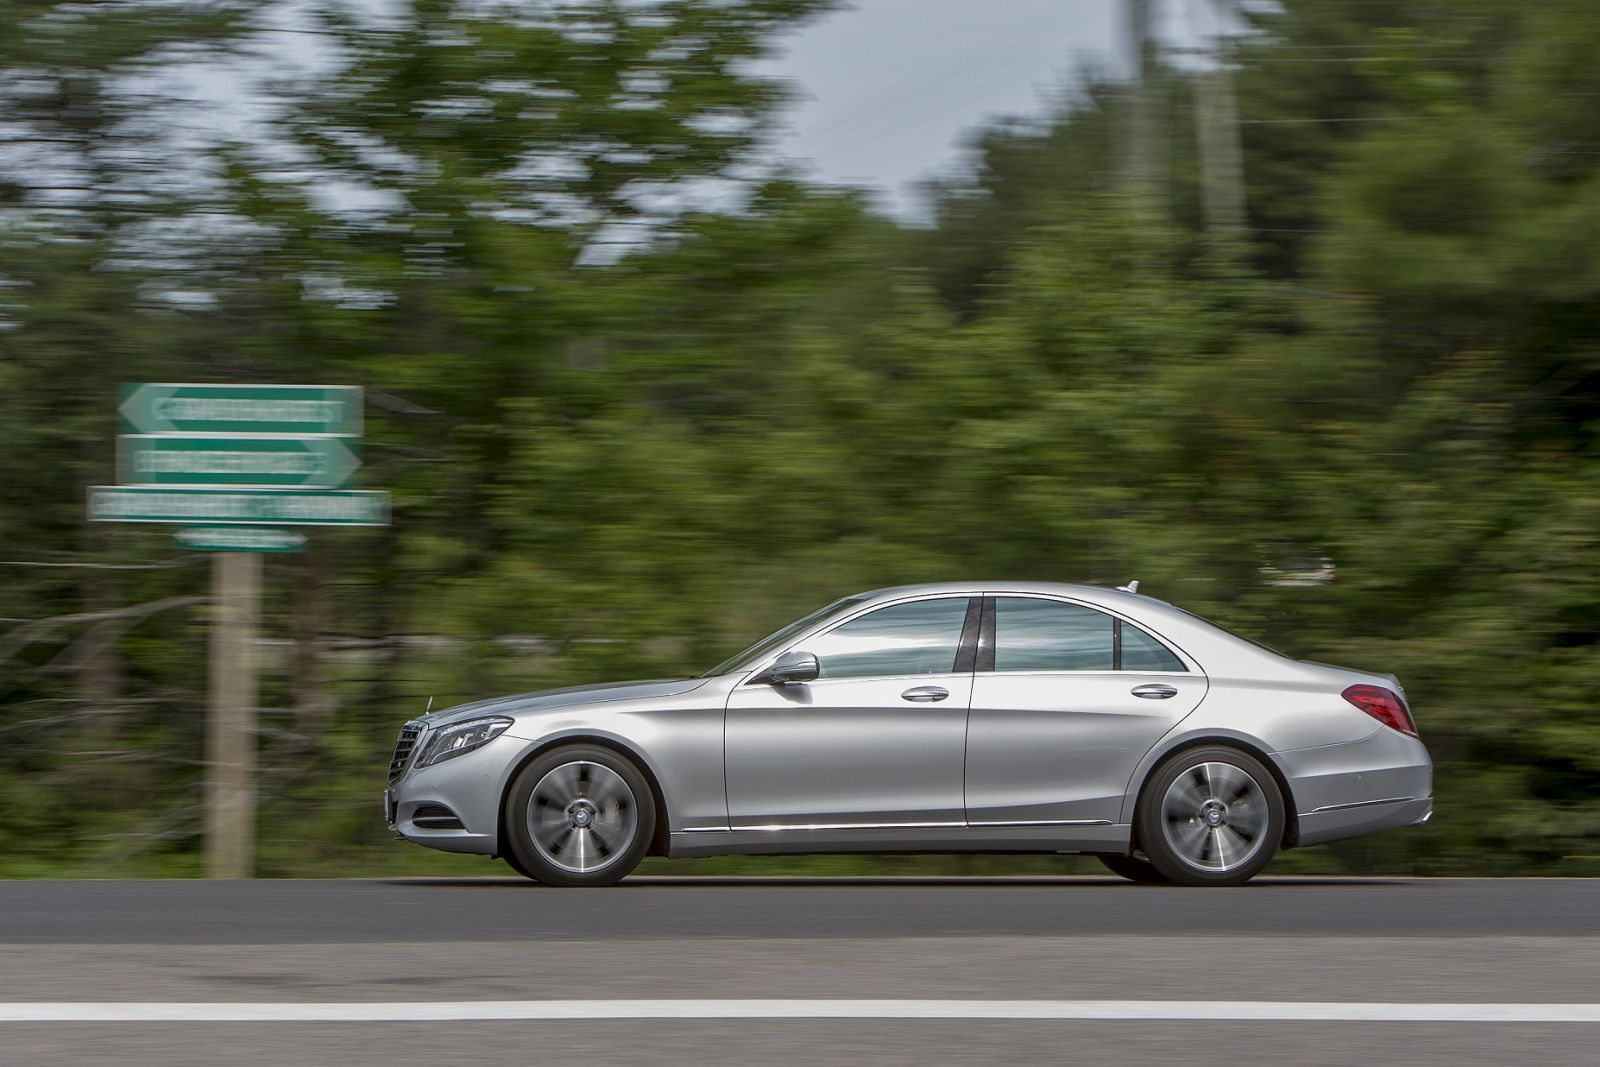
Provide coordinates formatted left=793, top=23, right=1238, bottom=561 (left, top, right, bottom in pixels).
left=739, top=592, right=980, bottom=686
left=983, top=591, right=1201, bottom=674
left=980, top=669, right=1193, bottom=678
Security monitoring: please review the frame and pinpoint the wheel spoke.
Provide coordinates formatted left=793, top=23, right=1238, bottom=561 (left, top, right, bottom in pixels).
left=1164, top=777, right=1205, bottom=815
left=567, top=828, right=593, bottom=869
left=531, top=806, right=568, bottom=835
left=542, top=764, right=581, bottom=802
left=1169, top=819, right=1208, bottom=859
left=1210, top=826, right=1233, bottom=869
left=1213, top=764, right=1253, bottom=804
left=589, top=773, right=629, bottom=811
left=545, top=827, right=574, bottom=857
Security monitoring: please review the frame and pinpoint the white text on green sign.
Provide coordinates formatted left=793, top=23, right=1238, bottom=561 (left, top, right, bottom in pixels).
left=89, top=487, right=389, bottom=526
left=118, top=384, right=361, bottom=437
left=118, top=436, right=360, bottom=489
left=175, top=526, right=308, bottom=553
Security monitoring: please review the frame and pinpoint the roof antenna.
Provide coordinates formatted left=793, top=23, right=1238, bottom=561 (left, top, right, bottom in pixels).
left=426, top=696, right=434, bottom=712
left=1116, top=579, right=1140, bottom=594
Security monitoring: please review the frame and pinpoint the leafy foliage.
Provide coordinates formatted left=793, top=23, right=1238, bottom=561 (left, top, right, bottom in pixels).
left=0, top=0, right=1595, bottom=877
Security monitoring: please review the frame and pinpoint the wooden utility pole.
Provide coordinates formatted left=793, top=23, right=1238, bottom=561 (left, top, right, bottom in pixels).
left=1193, top=0, right=1246, bottom=232
left=205, top=550, right=261, bottom=879
left=1122, top=0, right=1162, bottom=209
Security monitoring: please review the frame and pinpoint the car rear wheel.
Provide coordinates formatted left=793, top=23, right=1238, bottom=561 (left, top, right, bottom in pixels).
left=503, top=745, right=656, bottom=888
left=1137, top=746, right=1284, bottom=887
left=1096, top=853, right=1169, bottom=883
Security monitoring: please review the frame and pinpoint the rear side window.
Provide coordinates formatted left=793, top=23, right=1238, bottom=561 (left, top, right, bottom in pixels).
left=1120, top=623, right=1186, bottom=672
left=992, top=597, right=1187, bottom=673
left=994, top=597, right=1114, bottom=671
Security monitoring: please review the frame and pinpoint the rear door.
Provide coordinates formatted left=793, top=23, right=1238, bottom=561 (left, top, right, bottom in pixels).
left=964, top=595, right=1207, bottom=827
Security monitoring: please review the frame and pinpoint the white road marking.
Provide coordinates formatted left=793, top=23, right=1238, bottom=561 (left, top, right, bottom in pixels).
left=0, top=1001, right=1596, bottom=1023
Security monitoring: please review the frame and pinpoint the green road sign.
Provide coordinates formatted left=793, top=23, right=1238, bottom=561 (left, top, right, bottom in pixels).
left=175, top=526, right=307, bottom=553
left=118, top=435, right=360, bottom=489
left=89, top=487, right=389, bottom=526
left=118, top=384, right=361, bottom=437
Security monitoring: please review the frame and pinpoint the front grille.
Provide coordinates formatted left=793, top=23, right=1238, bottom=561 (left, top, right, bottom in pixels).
left=388, top=723, right=422, bottom=783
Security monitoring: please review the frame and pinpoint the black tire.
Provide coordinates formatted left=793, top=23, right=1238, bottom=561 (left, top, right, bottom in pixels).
left=503, top=744, right=656, bottom=888
left=1096, top=852, right=1169, bottom=883
left=1136, top=746, right=1284, bottom=887
left=500, top=849, right=540, bottom=882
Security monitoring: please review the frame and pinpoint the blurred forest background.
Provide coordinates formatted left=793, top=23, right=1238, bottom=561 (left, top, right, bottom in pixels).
left=1, top=0, right=1597, bottom=878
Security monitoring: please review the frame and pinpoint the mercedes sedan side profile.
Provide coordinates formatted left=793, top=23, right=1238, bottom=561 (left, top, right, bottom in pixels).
left=384, top=582, right=1433, bottom=886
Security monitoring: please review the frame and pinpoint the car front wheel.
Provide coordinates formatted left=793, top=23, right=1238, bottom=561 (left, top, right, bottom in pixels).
left=1137, top=746, right=1284, bottom=887
left=503, top=745, right=656, bottom=888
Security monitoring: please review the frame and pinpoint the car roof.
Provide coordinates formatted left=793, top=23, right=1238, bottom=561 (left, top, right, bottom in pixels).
left=847, top=582, right=1257, bottom=674
left=855, top=581, right=1168, bottom=609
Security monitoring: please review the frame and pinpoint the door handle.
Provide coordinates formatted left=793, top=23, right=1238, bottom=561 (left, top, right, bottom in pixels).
left=1131, top=684, right=1178, bottom=699
left=901, top=686, right=950, bottom=703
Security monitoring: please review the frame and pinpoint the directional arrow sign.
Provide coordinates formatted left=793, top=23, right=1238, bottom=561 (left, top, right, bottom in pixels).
left=118, top=436, right=361, bottom=489
left=89, top=487, right=390, bottom=526
left=119, top=384, right=361, bottom=437
left=175, top=526, right=308, bottom=553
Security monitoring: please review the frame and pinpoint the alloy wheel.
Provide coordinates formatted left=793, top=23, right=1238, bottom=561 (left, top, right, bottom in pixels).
left=526, top=760, right=638, bottom=875
left=1158, top=760, right=1270, bottom=873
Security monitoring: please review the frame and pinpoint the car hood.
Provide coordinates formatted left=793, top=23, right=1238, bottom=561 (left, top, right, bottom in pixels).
left=414, top=677, right=709, bottom=728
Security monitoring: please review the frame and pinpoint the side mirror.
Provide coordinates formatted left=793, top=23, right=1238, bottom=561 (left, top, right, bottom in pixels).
left=757, top=650, right=820, bottom=686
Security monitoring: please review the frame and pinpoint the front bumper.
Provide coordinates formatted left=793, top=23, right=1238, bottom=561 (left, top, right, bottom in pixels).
left=386, top=732, right=526, bottom=857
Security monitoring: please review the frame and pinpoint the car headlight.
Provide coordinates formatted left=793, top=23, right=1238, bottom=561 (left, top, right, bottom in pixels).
left=414, top=717, right=513, bottom=768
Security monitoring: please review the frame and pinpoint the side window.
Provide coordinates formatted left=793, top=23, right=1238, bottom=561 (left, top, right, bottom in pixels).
left=994, top=597, right=1114, bottom=671
left=808, top=598, right=971, bottom=680
left=991, top=597, right=1188, bottom=672
left=1120, top=622, right=1186, bottom=672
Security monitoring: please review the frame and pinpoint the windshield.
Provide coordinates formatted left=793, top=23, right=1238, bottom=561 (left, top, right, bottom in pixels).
left=701, top=597, right=864, bottom=678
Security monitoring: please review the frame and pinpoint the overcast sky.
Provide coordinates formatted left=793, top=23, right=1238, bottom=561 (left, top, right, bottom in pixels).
left=186, top=1, right=1212, bottom=223
left=764, top=0, right=1127, bottom=219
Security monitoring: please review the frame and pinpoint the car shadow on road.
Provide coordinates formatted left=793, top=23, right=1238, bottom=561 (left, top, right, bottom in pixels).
left=379, top=875, right=1413, bottom=888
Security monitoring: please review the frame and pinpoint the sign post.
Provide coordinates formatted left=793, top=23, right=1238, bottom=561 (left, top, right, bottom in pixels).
left=91, top=383, right=389, bottom=879
left=207, top=550, right=260, bottom=880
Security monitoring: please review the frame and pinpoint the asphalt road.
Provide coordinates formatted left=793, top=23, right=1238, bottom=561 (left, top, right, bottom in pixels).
left=2, top=874, right=1596, bottom=942
left=2, top=877, right=1596, bottom=1065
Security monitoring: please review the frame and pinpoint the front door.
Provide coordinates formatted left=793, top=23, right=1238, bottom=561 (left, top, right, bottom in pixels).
left=726, top=596, right=977, bottom=828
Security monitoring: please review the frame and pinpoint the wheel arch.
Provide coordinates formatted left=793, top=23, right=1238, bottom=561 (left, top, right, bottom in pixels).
left=495, top=731, right=673, bottom=860
left=1121, top=731, right=1301, bottom=853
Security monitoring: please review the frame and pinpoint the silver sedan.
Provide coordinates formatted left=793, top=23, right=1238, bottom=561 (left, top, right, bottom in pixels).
left=384, top=582, right=1433, bottom=886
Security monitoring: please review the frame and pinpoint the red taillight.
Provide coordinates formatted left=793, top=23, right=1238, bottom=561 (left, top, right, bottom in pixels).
left=1342, top=684, right=1418, bottom=737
